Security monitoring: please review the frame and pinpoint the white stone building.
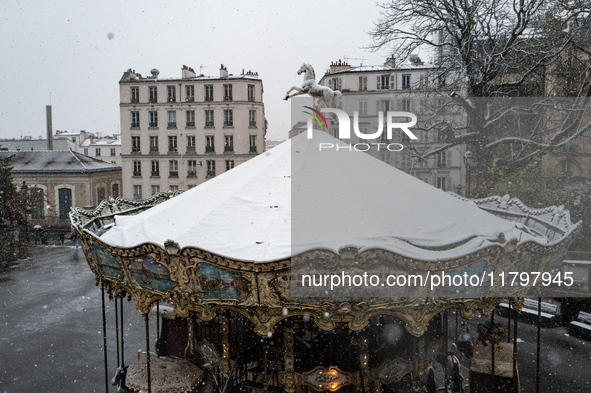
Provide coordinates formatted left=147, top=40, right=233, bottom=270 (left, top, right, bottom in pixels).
left=54, top=130, right=122, bottom=166
left=119, top=65, right=265, bottom=199
left=318, top=58, right=465, bottom=193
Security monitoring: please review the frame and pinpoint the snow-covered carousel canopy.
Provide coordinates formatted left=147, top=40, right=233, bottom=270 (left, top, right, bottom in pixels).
left=71, top=132, right=580, bottom=336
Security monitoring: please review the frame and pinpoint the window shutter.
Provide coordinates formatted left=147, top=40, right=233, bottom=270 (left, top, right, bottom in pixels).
left=390, top=75, right=395, bottom=89
left=447, top=151, right=452, bottom=167
left=328, top=79, right=332, bottom=89
left=376, top=76, right=381, bottom=90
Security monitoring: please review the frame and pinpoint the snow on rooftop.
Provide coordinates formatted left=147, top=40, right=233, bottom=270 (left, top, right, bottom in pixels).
left=99, top=132, right=545, bottom=262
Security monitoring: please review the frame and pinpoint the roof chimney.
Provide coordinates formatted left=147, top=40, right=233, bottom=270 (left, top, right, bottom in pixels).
left=384, top=55, right=396, bottom=68
left=46, top=105, right=53, bottom=151
left=220, top=64, right=229, bottom=78
left=182, top=65, right=197, bottom=79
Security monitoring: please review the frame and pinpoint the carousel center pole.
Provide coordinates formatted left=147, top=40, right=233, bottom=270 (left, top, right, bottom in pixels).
left=491, top=309, right=495, bottom=377
left=100, top=280, right=109, bottom=393
left=145, top=313, right=152, bottom=393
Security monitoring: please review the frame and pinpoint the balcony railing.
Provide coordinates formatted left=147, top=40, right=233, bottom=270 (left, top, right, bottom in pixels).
left=186, top=146, right=196, bottom=152
left=133, top=194, right=142, bottom=200
left=249, top=146, right=257, bottom=153
left=150, top=171, right=160, bottom=177
left=224, top=146, right=234, bottom=153
left=186, top=97, right=194, bottom=102
left=186, top=121, right=195, bottom=127
left=205, top=146, right=215, bottom=153
left=205, top=96, right=213, bottom=102
left=169, top=171, right=178, bottom=178
left=167, top=97, right=176, bottom=103
left=149, top=97, right=157, bottom=103
left=149, top=122, right=158, bottom=128
left=133, top=171, right=141, bottom=177
left=187, top=171, right=197, bottom=178
left=132, top=147, right=141, bottom=153
left=224, top=121, right=233, bottom=127
left=149, top=147, right=159, bottom=153
left=205, top=121, right=214, bottom=127
left=249, top=122, right=256, bottom=127
left=248, top=96, right=255, bottom=102
left=131, top=122, right=140, bottom=128
left=167, top=122, right=177, bottom=128
left=131, top=98, right=139, bottom=104
left=206, top=171, right=215, bottom=178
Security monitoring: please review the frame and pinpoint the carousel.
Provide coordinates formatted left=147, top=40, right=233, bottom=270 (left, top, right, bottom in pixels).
left=70, top=132, right=580, bottom=393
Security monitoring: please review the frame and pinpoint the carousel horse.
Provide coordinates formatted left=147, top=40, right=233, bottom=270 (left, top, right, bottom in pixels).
left=447, top=345, right=464, bottom=393
left=425, top=366, right=437, bottom=393
left=284, top=63, right=342, bottom=109
left=111, top=365, right=128, bottom=392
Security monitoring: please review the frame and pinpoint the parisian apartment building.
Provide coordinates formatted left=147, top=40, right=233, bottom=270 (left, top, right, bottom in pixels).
left=119, top=65, right=266, bottom=200
left=318, top=57, right=464, bottom=194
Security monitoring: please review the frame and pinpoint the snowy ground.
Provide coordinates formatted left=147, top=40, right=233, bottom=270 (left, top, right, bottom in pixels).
left=0, top=246, right=590, bottom=392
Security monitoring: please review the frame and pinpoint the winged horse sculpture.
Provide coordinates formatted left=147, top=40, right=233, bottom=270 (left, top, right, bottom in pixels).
left=284, top=63, right=342, bottom=109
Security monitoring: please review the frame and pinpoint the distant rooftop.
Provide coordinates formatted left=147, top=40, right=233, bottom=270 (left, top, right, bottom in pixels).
left=0, top=151, right=121, bottom=173
left=120, top=64, right=261, bottom=83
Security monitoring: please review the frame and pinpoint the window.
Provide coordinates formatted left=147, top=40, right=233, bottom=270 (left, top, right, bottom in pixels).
left=167, top=86, right=176, bottom=102
left=206, top=160, right=216, bottom=177
left=437, top=74, right=446, bottom=88
left=133, top=160, right=141, bottom=176
left=83, top=148, right=88, bottom=155
left=249, top=110, right=256, bottom=127
left=130, top=111, right=140, bottom=128
left=151, top=160, right=160, bottom=177
left=358, top=101, right=368, bottom=116
left=381, top=100, right=390, bottom=112
left=188, top=184, right=195, bottom=189
left=437, top=151, right=447, bottom=167
left=97, top=186, right=106, bottom=202
left=187, top=160, right=197, bottom=177
left=96, top=148, right=101, bottom=157
left=223, top=84, right=232, bottom=101
left=249, top=135, right=257, bottom=153
left=359, top=76, right=367, bottom=91
left=437, top=177, right=447, bottom=191
left=206, top=135, right=215, bottom=153
left=185, top=85, right=194, bottom=102
left=168, top=136, right=178, bottom=152
left=168, top=111, right=177, bottom=128
left=224, top=135, right=234, bottom=152
left=562, top=160, right=572, bottom=174
left=402, top=74, right=411, bottom=90
left=150, top=136, right=159, bottom=153
left=205, top=110, right=214, bottom=127
left=247, top=85, right=255, bottom=102
left=401, top=99, right=411, bottom=112
left=226, top=160, right=235, bottom=171
left=110, top=148, right=116, bottom=157
left=31, top=187, right=45, bottom=219
left=223, top=109, right=233, bottom=126
left=152, top=185, right=160, bottom=195
left=112, top=184, right=119, bottom=199
left=169, top=160, right=178, bottom=177
left=132, top=136, right=141, bottom=153
left=149, top=86, right=157, bottom=103
left=186, top=135, right=195, bottom=152
left=111, top=161, right=117, bottom=165
left=133, top=185, right=142, bottom=200
left=149, top=111, right=158, bottom=128
left=378, top=75, right=390, bottom=90
left=170, top=185, right=179, bottom=192
left=329, top=78, right=342, bottom=91
left=205, top=85, right=213, bottom=101
left=131, top=87, right=139, bottom=103
left=186, top=110, right=195, bottom=127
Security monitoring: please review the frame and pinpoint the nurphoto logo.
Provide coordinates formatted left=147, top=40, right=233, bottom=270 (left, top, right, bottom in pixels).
left=303, top=106, right=419, bottom=151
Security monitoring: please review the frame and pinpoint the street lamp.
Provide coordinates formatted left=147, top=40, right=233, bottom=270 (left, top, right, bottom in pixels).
left=464, top=151, right=474, bottom=197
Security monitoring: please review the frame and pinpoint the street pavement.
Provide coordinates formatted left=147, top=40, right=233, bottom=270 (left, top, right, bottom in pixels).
left=1, top=246, right=590, bottom=392
left=0, top=246, right=158, bottom=392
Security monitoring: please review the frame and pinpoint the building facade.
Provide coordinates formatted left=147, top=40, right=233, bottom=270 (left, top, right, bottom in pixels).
left=119, top=65, right=266, bottom=199
left=317, top=58, right=465, bottom=193
left=0, top=151, right=122, bottom=228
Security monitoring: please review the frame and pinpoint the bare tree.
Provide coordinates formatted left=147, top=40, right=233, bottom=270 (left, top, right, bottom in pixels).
left=369, top=0, right=591, bottom=196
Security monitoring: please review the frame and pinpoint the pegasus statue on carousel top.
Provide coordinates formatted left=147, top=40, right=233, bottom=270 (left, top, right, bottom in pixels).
left=284, top=63, right=342, bottom=109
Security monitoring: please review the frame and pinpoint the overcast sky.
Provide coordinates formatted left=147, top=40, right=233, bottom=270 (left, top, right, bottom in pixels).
left=0, top=0, right=395, bottom=142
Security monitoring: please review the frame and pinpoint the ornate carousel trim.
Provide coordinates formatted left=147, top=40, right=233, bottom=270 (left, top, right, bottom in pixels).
left=70, top=193, right=580, bottom=337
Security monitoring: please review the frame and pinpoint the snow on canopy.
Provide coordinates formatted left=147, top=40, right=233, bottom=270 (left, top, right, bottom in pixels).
left=99, top=131, right=544, bottom=262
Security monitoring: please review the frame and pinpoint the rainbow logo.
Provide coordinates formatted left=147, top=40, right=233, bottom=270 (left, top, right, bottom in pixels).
left=302, top=106, right=328, bottom=130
